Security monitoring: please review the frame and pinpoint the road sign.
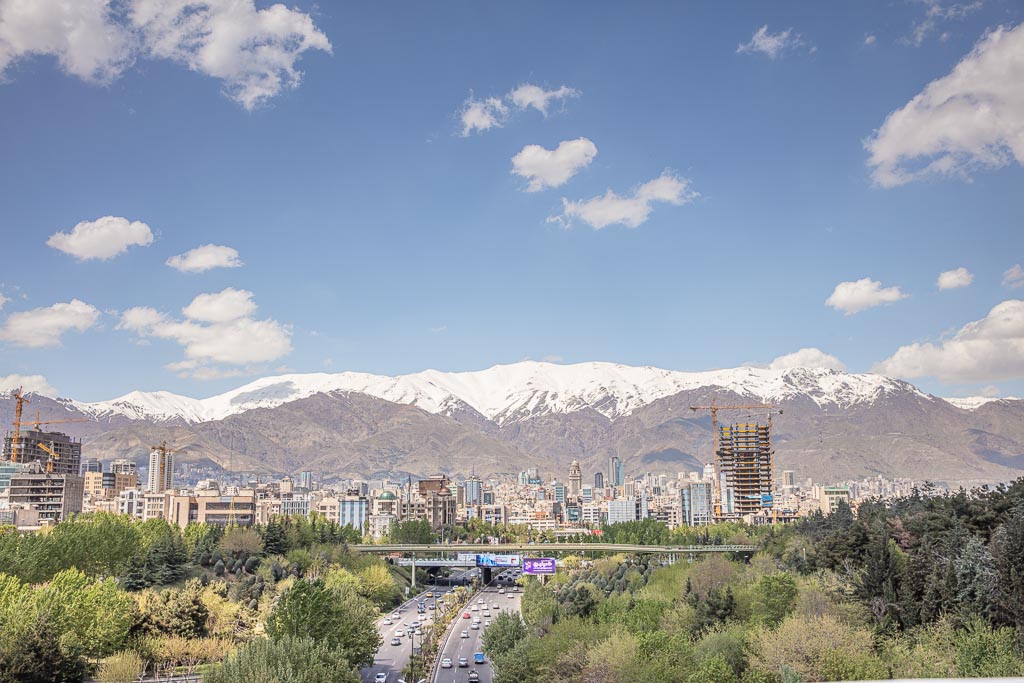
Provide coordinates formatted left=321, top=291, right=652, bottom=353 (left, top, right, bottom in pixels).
left=523, top=557, right=556, bottom=575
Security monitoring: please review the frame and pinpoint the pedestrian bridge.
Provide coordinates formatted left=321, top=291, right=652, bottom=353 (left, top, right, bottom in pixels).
left=352, top=543, right=757, bottom=555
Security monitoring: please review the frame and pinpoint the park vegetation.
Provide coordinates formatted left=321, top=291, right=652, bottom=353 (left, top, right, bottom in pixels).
left=483, top=479, right=1024, bottom=682
left=0, top=513, right=395, bottom=682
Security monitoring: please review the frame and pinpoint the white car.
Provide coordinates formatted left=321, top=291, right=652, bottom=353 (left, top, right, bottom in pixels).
left=375, top=674, right=387, bottom=683
left=440, top=658, right=453, bottom=669
left=383, top=617, right=393, bottom=625
left=485, top=621, right=491, bottom=627
left=491, top=603, right=499, bottom=610
left=460, top=630, right=469, bottom=638
left=394, top=630, right=405, bottom=637
left=477, top=598, right=484, bottom=604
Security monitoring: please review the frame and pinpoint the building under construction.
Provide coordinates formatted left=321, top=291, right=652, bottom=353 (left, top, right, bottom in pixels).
left=716, top=422, right=774, bottom=518
left=2, top=428, right=82, bottom=475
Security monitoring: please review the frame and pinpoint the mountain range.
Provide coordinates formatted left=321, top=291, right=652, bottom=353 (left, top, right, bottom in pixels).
left=2, top=361, right=1023, bottom=485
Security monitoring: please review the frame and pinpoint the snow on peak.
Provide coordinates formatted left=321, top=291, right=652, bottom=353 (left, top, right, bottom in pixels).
left=69, top=361, right=933, bottom=426
left=943, top=396, right=1022, bottom=411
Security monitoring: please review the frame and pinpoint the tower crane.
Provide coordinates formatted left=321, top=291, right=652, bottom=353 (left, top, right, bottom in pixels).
left=7, top=388, right=88, bottom=464
left=37, top=441, right=60, bottom=473
left=689, top=398, right=782, bottom=517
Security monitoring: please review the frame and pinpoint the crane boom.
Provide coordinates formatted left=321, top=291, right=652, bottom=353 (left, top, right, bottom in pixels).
left=9, top=387, right=28, bottom=463
left=37, top=441, right=59, bottom=473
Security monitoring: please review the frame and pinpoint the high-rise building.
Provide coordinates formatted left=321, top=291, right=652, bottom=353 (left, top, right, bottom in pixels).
left=680, top=481, right=713, bottom=526
left=8, top=470, right=84, bottom=524
left=464, top=476, right=482, bottom=505
left=80, top=457, right=102, bottom=475
left=716, top=422, right=773, bottom=518
left=3, top=429, right=82, bottom=476
left=568, top=460, right=582, bottom=498
left=782, top=470, right=796, bottom=488
left=607, top=497, right=643, bottom=524
left=608, top=456, right=624, bottom=487
left=594, top=471, right=604, bottom=489
left=110, top=459, right=137, bottom=476
left=552, top=482, right=567, bottom=504
left=298, top=470, right=314, bottom=491
left=147, top=445, right=174, bottom=493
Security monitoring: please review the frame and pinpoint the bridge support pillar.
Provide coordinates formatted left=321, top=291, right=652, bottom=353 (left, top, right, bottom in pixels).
left=410, top=553, right=416, bottom=591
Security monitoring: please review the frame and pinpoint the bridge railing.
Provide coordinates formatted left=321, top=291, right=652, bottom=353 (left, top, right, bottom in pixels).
left=352, top=543, right=757, bottom=554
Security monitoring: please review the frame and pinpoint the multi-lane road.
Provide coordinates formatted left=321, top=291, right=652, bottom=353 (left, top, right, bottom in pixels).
left=432, top=580, right=523, bottom=683
left=361, top=570, right=475, bottom=683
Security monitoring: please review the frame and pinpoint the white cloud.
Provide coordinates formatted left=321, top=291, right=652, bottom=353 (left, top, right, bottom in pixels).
left=937, top=267, right=974, bottom=290
left=117, top=289, right=291, bottom=378
left=0, top=299, right=100, bottom=347
left=460, top=96, right=508, bottom=136
left=0, top=374, right=57, bottom=396
left=864, top=34, right=877, bottom=46
left=0, top=293, right=8, bottom=309
left=906, top=0, right=984, bottom=47
left=0, top=0, right=135, bottom=84
left=1003, top=264, right=1024, bottom=288
left=866, top=23, right=1024, bottom=188
left=508, top=84, right=579, bottom=115
left=826, top=278, right=908, bottom=315
left=736, top=25, right=805, bottom=59
left=873, top=299, right=1024, bottom=382
left=768, top=348, right=847, bottom=371
left=166, top=244, right=242, bottom=273
left=548, top=170, right=698, bottom=229
left=512, top=138, right=597, bottom=191
left=129, top=0, right=331, bottom=110
left=0, top=0, right=331, bottom=110
left=46, top=216, right=154, bottom=260
left=458, top=82, right=579, bottom=135
left=181, top=287, right=256, bottom=323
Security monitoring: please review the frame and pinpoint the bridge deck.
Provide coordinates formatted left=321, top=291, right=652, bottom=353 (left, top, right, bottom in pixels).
left=352, top=543, right=757, bottom=554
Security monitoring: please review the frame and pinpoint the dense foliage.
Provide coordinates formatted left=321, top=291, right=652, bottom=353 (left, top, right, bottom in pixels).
left=490, top=479, right=1024, bottom=682
left=0, top=512, right=399, bottom=681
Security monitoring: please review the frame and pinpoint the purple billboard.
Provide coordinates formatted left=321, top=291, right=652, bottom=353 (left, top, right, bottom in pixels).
left=523, top=557, right=557, bottom=575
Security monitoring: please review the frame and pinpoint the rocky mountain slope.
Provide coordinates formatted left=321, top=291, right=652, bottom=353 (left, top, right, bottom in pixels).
left=2, top=362, right=1023, bottom=484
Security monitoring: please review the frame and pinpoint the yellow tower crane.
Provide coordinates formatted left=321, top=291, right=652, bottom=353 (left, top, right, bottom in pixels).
left=7, top=388, right=88, bottom=464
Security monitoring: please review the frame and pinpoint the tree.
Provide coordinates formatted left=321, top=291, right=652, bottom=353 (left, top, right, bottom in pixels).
left=96, top=650, right=144, bottom=683
left=388, top=519, right=434, bottom=544
left=482, top=611, right=528, bottom=659
left=751, top=573, right=798, bottom=626
left=261, top=521, right=288, bottom=556
left=135, top=579, right=209, bottom=639
left=265, top=578, right=381, bottom=669
left=992, top=504, right=1024, bottom=630
left=356, top=563, right=399, bottom=608
left=203, top=636, right=361, bottom=683
left=33, top=569, right=136, bottom=659
left=0, top=611, right=90, bottom=683
left=219, top=527, right=263, bottom=557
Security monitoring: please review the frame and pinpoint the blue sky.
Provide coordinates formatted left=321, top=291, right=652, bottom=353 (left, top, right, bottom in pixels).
left=0, top=0, right=1022, bottom=402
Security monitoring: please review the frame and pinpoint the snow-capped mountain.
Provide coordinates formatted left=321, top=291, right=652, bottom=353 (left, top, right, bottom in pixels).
left=66, top=361, right=934, bottom=426
left=942, top=396, right=1023, bottom=411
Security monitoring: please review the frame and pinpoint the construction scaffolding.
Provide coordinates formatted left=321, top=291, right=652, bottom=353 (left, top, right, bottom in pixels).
left=717, top=422, right=774, bottom=518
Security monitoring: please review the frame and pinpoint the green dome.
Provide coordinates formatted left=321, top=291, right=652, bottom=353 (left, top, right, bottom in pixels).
left=378, top=491, right=398, bottom=500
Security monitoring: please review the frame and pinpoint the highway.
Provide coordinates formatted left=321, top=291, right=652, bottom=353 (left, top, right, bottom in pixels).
left=361, top=569, right=473, bottom=683
left=432, top=581, right=523, bottom=683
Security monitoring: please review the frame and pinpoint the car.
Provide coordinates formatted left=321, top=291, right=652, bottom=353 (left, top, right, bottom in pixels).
left=498, top=588, right=505, bottom=594
left=440, top=658, right=453, bottom=669
left=508, top=593, right=515, bottom=599
left=425, top=592, right=433, bottom=598
left=462, top=612, right=470, bottom=619
left=471, top=623, right=480, bottom=630
left=410, top=621, right=421, bottom=629
left=460, top=630, right=469, bottom=638
left=395, top=630, right=405, bottom=637
left=383, top=617, right=393, bottom=625
left=467, top=670, right=480, bottom=682
left=375, top=674, right=388, bottom=683
left=390, top=637, right=401, bottom=646
left=477, top=598, right=484, bottom=604
left=428, top=603, right=436, bottom=610
left=474, top=652, right=486, bottom=664
left=458, top=657, right=468, bottom=668
left=483, top=611, right=490, bottom=617
left=392, top=612, right=400, bottom=619
left=471, top=605, right=478, bottom=611
left=492, top=603, right=499, bottom=610
left=414, top=628, right=423, bottom=636
left=485, top=621, right=491, bottom=627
